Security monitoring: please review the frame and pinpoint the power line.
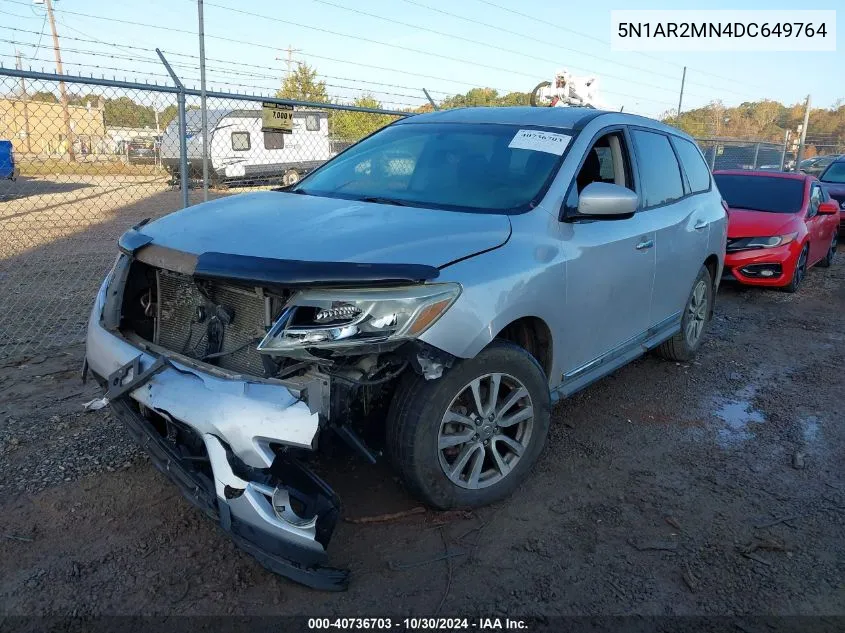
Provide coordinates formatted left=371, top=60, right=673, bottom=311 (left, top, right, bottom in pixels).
left=1, top=0, right=674, bottom=107
left=0, top=2, right=558, bottom=102
left=471, top=0, right=770, bottom=92
left=196, top=0, right=678, bottom=105
left=396, top=0, right=745, bottom=99
left=301, top=0, right=707, bottom=99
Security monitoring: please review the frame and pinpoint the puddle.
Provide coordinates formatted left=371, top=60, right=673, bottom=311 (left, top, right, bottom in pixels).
left=800, top=415, right=822, bottom=445
left=711, top=384, right=766, bottom=448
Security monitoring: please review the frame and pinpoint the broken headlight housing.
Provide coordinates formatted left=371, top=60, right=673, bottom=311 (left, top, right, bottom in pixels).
left=257, top=284, right=461, bottom=353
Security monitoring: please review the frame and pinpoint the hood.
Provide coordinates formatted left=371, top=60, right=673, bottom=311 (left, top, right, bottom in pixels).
left=726, top=208, right=798, bottom=238
left=141, top=191, right=511, bottom=268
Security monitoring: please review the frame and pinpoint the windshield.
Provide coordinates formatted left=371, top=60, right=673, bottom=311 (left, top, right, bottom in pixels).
left=820, top=162, right=845, bottom=184
left=292, top=122, right=573, bottom=213
left=714, top=174, right=804, bottom=214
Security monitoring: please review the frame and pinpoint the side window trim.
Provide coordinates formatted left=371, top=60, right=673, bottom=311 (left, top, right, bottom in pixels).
left=560, top=125, right=637, bottom=221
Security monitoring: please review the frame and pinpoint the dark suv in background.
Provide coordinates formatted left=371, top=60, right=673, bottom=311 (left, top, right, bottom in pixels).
left=818, top=156, right=845, bottom=233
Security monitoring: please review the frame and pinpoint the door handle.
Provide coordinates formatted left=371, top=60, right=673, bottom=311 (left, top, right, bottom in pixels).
left=635, top=239, right=654, bottom=250
left=694, top=220, right=708, bottom=230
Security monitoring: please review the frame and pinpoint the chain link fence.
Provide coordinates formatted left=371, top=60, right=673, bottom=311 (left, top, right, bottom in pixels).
left=695, top=138, right=792, bottom=172
left=0, top=67, right=404, bottom=358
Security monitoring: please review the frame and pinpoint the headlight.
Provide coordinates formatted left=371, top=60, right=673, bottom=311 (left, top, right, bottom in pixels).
left=257, top=283, right=461, bottom=353
left=729, top=233, right=798, bottom=251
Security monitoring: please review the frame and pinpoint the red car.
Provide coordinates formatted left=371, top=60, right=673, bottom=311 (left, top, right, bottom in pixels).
left=714, top=170, right=839, bottom=292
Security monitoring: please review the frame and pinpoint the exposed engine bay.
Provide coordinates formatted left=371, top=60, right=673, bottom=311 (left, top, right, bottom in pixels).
left=110, top=240, right=457, bottom=460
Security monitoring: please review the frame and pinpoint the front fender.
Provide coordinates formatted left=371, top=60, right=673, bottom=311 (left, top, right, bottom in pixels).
left=419, top=226, right=564, bottom=389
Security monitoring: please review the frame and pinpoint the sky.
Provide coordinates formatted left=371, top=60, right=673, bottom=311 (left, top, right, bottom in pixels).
left=0, top=0, right=841, bottom=118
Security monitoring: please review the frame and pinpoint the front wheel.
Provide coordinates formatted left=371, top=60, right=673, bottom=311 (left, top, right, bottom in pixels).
left=656, top=265, right=713, bottom=362
left=386, top=341, right=551, bottom=509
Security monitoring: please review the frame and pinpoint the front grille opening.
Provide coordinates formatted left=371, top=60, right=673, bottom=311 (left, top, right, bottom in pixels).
left=120, top=260, right=289, bottom=376
left=134, top=401, right=213, bottom=477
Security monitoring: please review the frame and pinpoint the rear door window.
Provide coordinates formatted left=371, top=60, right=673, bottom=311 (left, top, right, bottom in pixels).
left=631, top=129, right=685, bottom=207
left=672, top=137, right=711, bottom=193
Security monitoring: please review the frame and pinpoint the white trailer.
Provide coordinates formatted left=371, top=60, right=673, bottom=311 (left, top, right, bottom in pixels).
left=161, top=108, right=331, bottom=186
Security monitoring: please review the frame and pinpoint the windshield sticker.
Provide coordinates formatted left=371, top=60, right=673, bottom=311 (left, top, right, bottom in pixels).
left=508, top=129, right=572, bottom=155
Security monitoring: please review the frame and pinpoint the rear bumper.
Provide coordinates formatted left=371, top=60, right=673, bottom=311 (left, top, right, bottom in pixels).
left=85, top=278, right=348, bottom=590
left=723, top=241, right=800, bottom=287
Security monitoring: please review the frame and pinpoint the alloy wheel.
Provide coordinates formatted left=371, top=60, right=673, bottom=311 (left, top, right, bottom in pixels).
left=685, top=279, right=708, bottom=346
left=437, top=373, right=534, bottom=490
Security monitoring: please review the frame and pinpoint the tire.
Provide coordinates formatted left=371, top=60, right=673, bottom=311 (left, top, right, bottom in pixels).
left=283, top=169, right=300, bottom=186
left=817, top=233, right=837, bottom=268
left=656, top=265, right=713, bottom=362
left=386, top=340, right=551, bottom=509
left=783, top=244, right=809, bottom=293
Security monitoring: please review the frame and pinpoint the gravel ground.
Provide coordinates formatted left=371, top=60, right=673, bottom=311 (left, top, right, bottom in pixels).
left=0, top=248, right=844, bottom=618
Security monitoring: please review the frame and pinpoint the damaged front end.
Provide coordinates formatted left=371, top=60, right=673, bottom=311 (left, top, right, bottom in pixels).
left=84, top=229, right=458, bottom=590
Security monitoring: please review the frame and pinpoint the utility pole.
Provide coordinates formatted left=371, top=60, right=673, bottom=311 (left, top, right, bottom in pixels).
left=45, top=0, right=75, bottom=161
left=276, top=45, right=302, bottom=75
left=15, top=51, right=32, bottom=153
left=677, top=66, right=686, bottom=118
left=795, top=94, right=811, bottom=172
left=197, top=0, right=209, bottom=201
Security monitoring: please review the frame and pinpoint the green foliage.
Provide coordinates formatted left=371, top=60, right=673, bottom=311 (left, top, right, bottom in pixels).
left=662, top=99, right=845, bottom=154
left=330, top=95, right=396, bottom=141
left=439, top=87, right=531, bottom=109
left=276, top=62, right=329, bottom=103
left=103, top=96, right=157, bottom=128
left=30, top=90, right=58, bottom=103
left=158, top=104, right=179, bottom=130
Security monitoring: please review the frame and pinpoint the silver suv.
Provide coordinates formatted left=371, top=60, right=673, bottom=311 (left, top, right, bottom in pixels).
left=85, top=107, right=726, bottom=589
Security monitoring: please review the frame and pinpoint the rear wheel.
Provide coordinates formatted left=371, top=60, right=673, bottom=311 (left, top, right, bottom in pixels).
left=386, top=341, right=551, bottom=509
left=656, top=265, right=713, bottom=362
left=783, top=244, right=809, bottom=292
left=817, top=233, right=838, bottom=268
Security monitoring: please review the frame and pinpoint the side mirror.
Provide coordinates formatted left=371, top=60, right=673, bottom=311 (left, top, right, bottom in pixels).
left=818, top=201, right=839, bottom=215
left=576, top=182, right=639, bottom=219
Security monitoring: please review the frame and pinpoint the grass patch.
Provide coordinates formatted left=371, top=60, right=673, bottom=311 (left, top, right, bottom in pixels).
left=18, top=158, right=165, bottom=177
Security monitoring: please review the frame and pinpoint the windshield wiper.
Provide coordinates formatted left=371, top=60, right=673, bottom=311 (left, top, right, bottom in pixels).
left=359, top=196, right=411, bottom=207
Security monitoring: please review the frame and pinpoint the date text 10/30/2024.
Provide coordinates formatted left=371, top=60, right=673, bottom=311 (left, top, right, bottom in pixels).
left=307, top=617, right=529, bottom=630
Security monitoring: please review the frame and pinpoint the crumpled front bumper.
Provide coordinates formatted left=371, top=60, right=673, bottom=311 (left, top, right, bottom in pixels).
left=85, top=278, right=349, bottom=590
